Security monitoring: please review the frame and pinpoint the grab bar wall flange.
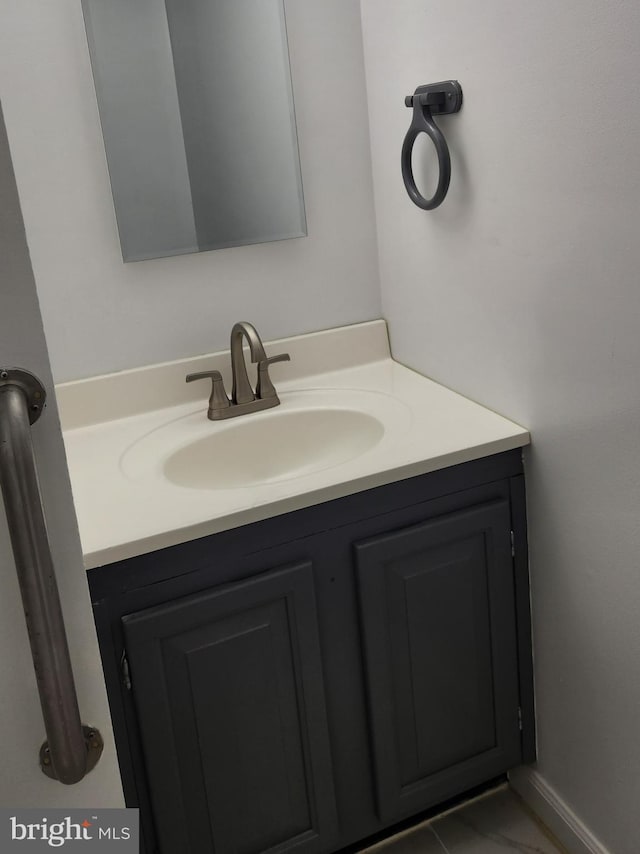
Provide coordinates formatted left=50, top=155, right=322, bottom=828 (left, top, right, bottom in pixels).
left=0, top=367, right=47, bottom=424
left=40, top=726, right=104, bottom=781
left=0, top=367, right=103, bottom=784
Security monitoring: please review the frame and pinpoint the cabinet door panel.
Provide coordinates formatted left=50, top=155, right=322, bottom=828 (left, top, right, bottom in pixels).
left=122, top=561, right=337, bottom=854
left=355, top=500, right=521, bottom=822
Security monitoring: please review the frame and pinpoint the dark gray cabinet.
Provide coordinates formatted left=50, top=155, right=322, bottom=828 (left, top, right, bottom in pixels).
left=90, top=451, right=534, bottom=854
left=122, top=562, right=338, bottom=854
left=355, top=499, right=521, bottom=822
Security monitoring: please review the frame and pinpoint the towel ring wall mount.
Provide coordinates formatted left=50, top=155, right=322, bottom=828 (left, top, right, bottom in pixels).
left=402, top=81, right=463, bottom=210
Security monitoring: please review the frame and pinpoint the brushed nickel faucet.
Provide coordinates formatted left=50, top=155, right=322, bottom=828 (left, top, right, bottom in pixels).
left=186, top=322, right=290, bottom=420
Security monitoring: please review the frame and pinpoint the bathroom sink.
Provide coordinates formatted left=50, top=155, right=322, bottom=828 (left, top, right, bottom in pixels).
left=59, top=321, right=530, bottom=567
left=164, top=408, right=383, bottom=489
left=120, top=389, right=410, bottom=490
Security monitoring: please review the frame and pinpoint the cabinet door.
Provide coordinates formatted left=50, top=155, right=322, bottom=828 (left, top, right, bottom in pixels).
left=355, top=500, right=521, bottom=822
left=122, top=561, right=338, bottom=854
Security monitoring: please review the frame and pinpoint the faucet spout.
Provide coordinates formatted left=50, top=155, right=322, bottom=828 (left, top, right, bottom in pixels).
left=230, top=321, right=267, bottom=405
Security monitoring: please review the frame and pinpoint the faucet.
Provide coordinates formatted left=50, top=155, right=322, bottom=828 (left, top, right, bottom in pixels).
left=186, top=321, right=290, bottom=420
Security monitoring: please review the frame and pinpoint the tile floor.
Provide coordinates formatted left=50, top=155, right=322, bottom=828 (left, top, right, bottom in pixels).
left=363, top=787, right=566, bottom=854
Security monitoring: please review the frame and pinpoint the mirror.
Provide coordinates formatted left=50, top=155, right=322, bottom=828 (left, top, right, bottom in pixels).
left=82, top=0, right=307, bottom=262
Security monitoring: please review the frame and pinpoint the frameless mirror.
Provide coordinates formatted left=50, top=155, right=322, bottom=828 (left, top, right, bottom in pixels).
left=82, top=0, right=306, bottom=261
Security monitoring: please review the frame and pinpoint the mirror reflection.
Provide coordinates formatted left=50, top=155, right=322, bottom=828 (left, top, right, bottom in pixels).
left=82, top=0, right=307, bottom=261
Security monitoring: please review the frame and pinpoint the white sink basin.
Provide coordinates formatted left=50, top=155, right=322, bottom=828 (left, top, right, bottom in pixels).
left=165, top=408, right=384, bottom=489
left=120, top=389, right=411, bottom=490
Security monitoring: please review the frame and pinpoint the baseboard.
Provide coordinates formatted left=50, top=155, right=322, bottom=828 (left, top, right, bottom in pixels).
left=509, top=767, right=611, bottom=854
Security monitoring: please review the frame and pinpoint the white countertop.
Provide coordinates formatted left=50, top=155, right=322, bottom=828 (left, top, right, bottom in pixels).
left=57, top=321, right=529, bottom=569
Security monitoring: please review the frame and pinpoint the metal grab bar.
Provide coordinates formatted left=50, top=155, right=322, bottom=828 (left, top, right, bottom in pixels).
left=0, top=367, right=103, bottom=784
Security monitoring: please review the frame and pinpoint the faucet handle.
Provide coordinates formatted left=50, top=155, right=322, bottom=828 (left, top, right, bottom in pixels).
left=256, top=353, right=290, bottom=400
left=186, top=370, right=230, bottom=419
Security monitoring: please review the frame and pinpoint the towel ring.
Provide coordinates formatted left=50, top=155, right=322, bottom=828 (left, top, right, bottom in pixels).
left=401, top=81, right=463, bottom=211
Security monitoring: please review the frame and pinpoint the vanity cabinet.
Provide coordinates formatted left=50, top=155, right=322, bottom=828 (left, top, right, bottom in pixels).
left=90, top=450, right=534, bottom=854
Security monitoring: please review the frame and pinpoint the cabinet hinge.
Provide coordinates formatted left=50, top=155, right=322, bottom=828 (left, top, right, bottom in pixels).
left=121, top=649, right=132, bottom=691
left=510, top=530, right=516, bottom=559
left=517, top=706, right=523, bottom=731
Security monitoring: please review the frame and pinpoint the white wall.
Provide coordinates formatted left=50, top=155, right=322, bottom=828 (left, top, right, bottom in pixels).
left=0, top=103, right=123, bottom=807
left=0, top=0, right=381, bottom=382
left=360, top=1, right=640, bottom=852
